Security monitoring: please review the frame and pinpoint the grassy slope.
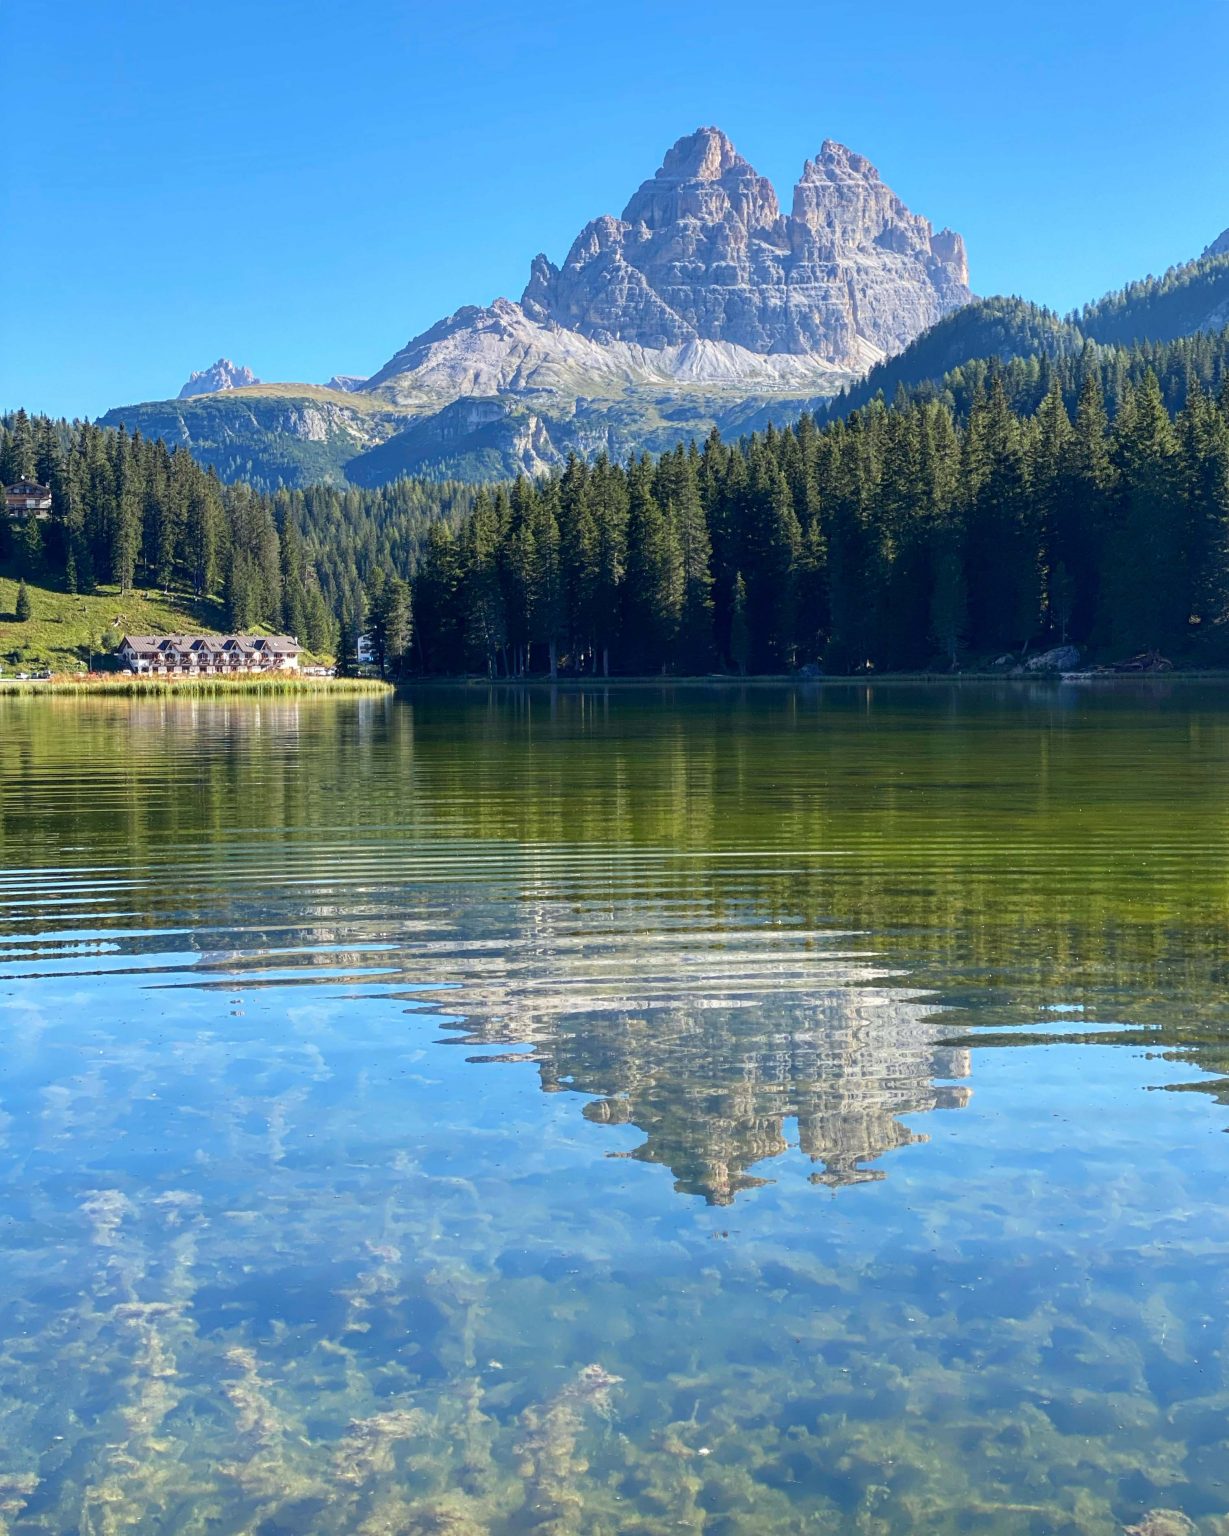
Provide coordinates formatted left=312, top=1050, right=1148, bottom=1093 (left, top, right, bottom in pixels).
left=105, top=381, right=398, bottom=415
left=0, top=576, right=228, bottom=672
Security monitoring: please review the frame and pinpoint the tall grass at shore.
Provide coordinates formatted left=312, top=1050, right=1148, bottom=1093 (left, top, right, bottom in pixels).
left=0, top=674, right=392, bottom=697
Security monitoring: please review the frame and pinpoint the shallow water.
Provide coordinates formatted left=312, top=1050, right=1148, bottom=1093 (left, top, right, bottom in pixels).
left=1, top=681, right=1228, bottom=1534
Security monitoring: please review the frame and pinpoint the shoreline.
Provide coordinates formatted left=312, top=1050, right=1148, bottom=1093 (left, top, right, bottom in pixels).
left=1, top=671, right=1216, bottom=698
left=395, top=669, right=1208, bottom=688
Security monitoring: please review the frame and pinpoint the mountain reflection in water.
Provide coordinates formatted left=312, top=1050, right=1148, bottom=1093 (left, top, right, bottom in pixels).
left=2, top=684, right=1229, bottom=1535
left=439, top=928, right=970, bottom=1200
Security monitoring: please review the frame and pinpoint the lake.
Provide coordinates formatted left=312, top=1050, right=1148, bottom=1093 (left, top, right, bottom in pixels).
left=1, top=681, right=1227, bottom=1535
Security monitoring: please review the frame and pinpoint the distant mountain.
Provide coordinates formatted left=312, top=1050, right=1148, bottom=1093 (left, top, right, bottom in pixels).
left=177, top=359, right=260, bottom=398
left=104, top=127, right=973, bottom=486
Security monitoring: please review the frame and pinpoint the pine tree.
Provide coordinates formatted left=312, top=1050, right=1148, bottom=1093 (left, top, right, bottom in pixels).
left=1029, top=380, right=1074, bottom=640
left=110, top=426, right=140, bottom=594
left=964, top=377, right=1036, bottom=651
left=1177, top=381, right=1229, bottom=634
left=729, top=572, right=750, bottom=676
left=743, top=453, right=801, bottom=669
left=822, top=428, right=877, bottom=672
left=334, top=606, right=357, bottom=676
left=461, top=489, right=507, bottom=676
left=280, top=513, right=309, bottom=641
left=14, top=579, right=32, bottom=622
left=1102, top=372, right=1183, bottom=651
left=302, top=574, right=334, bottom=656
left=379, top=576, right=413, bottom=678
left=590, top=455, right=628, bottom=675
left=624, top=457, right=682, bottom=672
left=185, top=475, right=223, bottom=597
left=225, top=551, right=256, bottom=631
left=530, top=488, right=563, bottom=676
left=929, top=531, right=967, bottom=668
left=673, top=451, right=715, bottom=671
left=0, top=410, right=36, bottom=483
left=1062, top=365, right=1114, bottom=641
left=19, top=516, right=43, bottom=577
left=414, top=521, right=463, bottom=674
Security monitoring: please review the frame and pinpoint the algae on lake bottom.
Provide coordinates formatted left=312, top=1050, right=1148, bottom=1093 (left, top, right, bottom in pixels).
left=2, top=684, right=1229, bottom=1532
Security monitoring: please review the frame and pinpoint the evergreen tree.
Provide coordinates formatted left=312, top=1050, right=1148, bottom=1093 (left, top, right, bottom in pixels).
left=1101, top=373, right=1183, bottom=649
left=1029, top=380, right=1074, bottom=638
left=743, top=453, right=801, bottom=669
left=1177, top=381, right=1229, bottom=632
left=963, top=378, right=1037, bottom=651
left=1064, top=366, right=1114, bottom=639
left=110, top=426, right=140, bottom=594
left=334, top=606, right=357, bottom=676
left=530, top=488, right=564, bottom=677
left=461, top=489, right=507, bottom=676
left=590, top=455, right=628, bottom=675
left=729, top=572, right=750, bottom=676
left=0, top=410, right=36, bottom=483
left=14, top=578, right=32, bottom=622
left=623, top=456, right=682, bottom=672
left=19, top=516, right=43, bottom=577
left=672, top=450, right=715, bottom=671
left=929, top=531, right=967, bottom=668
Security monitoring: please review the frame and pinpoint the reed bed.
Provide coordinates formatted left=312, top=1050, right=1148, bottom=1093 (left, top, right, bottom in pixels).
left=0, top=674, right=393, bottom=697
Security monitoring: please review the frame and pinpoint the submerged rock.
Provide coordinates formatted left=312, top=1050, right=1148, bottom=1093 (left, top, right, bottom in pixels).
left=1124, top=1512, right=1198, bottom=1536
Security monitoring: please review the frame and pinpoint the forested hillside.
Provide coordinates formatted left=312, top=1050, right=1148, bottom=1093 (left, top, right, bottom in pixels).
left=831, top=298, right=1085, bottom=418
left=0, top=412, right=475, bottom=656
left=7, top=325, right=1229, bottom=678
left=1079, top=245, right=1229, bottom=345
left=831, top=244, right=1229, bottom=421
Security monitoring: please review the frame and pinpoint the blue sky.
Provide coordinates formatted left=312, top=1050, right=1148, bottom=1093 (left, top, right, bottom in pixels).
left=5, top=0, right=1228, bottom=421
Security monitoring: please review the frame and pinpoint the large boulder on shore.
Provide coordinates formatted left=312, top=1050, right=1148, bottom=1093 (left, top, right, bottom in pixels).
left=1023, top=645, right=1081, bottom=673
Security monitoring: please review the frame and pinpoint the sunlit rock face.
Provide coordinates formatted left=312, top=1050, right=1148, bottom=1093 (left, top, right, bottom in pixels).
left=370, top=126, right=972, bottom=400
left=515, top=127, right=970, bottom=366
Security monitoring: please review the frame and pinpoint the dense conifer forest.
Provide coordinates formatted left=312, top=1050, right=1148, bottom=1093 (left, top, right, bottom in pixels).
left=5, top=324, right=1229, bottom=676
left=0, top=412, right=475, bottom=655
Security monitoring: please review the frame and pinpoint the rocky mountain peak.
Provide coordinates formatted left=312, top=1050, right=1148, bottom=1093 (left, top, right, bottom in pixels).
left=178, top=359, right=260, bottom=398
left=802, top=139, right=878, bottom=180
left=1205, top=228, right=1229, bottom=259
left=514, top=126, right=972, bottom=362
left=621, top=126, right=781, bottom=237
left=658, top=125, right=742, bottom=181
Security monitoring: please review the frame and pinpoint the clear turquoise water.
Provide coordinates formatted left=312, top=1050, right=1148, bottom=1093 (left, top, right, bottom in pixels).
left=1, top=683, right=1228, bottom=1533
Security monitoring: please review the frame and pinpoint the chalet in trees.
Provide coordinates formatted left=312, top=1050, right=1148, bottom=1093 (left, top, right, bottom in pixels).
left=117, top=635, right=302, bottom=675
left=4, top=481, right=53, bottom=519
